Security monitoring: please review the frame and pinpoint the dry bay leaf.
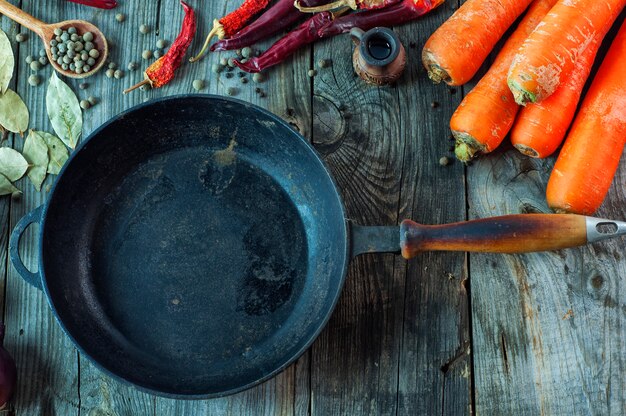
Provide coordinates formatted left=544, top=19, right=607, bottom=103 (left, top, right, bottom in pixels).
left=34, top=130, right=69, bottom=174
left=46, top=73, right=82, bottom=149
left=23, top=130, right=49, bottom=191
left=0, top=147, right=28, bottom=181
left=0, top=89, right=29, bottom=134
left=0, top=29, right=13, bottom=95
left=0, top=172, right=18, bottom=196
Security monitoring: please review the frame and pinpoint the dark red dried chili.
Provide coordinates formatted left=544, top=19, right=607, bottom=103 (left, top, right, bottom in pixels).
left=235, top=12, right=334, bottom=73
left=211, top=0, right=329, bottom=52
left=190, top=0, right=271, bottom=62
left=318, top=0, right=444, bottom=37
left=124, top=0, right=196, bottom=94
left=65, top=0, right=117, bottom=9
left=294, top=0, right=400, bottom=13
left=236, top=0, right=443, bottom=73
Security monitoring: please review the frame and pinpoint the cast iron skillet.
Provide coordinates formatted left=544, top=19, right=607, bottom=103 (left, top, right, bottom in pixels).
left=9, top=96, right=626, bottom=398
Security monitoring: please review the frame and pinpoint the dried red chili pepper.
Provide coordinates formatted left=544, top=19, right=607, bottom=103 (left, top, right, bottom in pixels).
left=235, top=12, right=334, bottom=73
left=236, top=0, right=444, bottom=73
left=66, top=0, right=117, bottom=9
left=124, top=0, right=196, bottom=94
left=319, top=0, right=444, bottom=37
left=190, top=0, right=271, bottom=62
left=211, top=0, right=329, bottom=52
left=294, top=0, right=400, bottom=13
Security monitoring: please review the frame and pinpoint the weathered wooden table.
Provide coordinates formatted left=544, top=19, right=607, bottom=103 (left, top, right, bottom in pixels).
left=1, top=0, right=625, bottom=414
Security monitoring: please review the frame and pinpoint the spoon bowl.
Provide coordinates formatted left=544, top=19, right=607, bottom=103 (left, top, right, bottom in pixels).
left=40, top=20, right=108, bottom=79
left=0, top=1, right=108, bottom=79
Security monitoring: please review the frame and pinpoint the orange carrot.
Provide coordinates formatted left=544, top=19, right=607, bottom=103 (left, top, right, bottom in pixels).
left=422, top=0, right=533, bottom=86
left=507, top=0, right=626, bottom=105
left=450, top=0, right=557, bottom=162
left=546, top=20, right=626, bottom=215
left=511, top=34, right=600, bottom=158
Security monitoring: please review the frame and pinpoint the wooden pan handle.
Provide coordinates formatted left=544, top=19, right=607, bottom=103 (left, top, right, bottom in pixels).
left=400, top=214, right=587, bottom=259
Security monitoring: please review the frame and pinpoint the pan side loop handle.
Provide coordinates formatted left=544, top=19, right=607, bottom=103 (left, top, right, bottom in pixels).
left=400, top=214, right=589, bottom=259
left=9, top=205, right=44, bottom=290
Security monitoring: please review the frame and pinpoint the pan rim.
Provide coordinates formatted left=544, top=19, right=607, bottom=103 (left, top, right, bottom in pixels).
left=38, top=94, right=351, bottom=399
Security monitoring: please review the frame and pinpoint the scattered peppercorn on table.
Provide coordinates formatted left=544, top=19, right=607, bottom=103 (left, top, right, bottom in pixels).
left=1, top=0, right=625, bottom=414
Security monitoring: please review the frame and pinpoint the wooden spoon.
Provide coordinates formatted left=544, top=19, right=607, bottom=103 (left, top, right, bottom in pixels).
left=0, top=0, right=108, bottom=79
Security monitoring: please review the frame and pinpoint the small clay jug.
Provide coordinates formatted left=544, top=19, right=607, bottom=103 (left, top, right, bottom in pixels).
left=351, top=27, right=406, bottom=86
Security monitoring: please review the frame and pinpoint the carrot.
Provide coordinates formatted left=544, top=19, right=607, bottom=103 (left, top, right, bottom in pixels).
left=546, top=20, right=626, bottom=215
left=511, top=34, right=600, bottom=159
left=422, top=0, right=533, bottom=86
left=450, top=0, right=557, bottom=163
left=507, top=0, right=626, bottom=105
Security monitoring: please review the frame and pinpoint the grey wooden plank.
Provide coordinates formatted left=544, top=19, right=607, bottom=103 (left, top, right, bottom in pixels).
left=0, top=10, right=19, bottom=328
left=306, top=6, right=470, bottom=413
left=394, top=2, right=472, bottom=414
left=469, top=145, right=626, bottom=415
left=4, top=0, right=82, bottom=413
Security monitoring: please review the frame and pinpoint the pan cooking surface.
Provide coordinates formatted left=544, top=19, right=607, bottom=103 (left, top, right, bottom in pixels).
left=40, top=96, right=349, bottom=397
left=91, top=145, right=309, bottom=370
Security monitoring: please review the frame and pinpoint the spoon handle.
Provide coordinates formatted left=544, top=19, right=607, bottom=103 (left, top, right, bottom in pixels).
left=0, top=0, right=46, bottom=36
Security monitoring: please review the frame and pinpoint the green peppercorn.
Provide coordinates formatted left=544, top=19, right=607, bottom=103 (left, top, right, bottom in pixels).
left=61, top=32, right=70, bottom=42
left=25, top=55, right=34, bottom=64
left=69, top=63, right=76, bottom=71
left=241, top=47, right=252, bottom=59
left=226, top=87, right=238, bottom=96
left=211, top=63, right=223, bottom=74
left=240, top=77, right=248, bottom=84
left=88, top=49, right=100, bottom=59
left=228, top=58, right=236, bottom=68
left=62, top=56, right=71, bottom=64
left=139, top=24, right=150, bottom=34
left=154, top=49, right=163, bottom=59
left=30, top=61, right=41, bottom=71
left=83, top=32, right=94, bottom=42
left=156, top=39, right=167, bottom=49
left=28, top=74, right=41, bottom=87
left=252, top=73, right=265, bottom=83
left=84, top=42, right=94, bottom=51
left=105, top=68, right=114, bottom=78
left=61, top=63, right=69, bottom=70
left=439, top=156, right=450, bottom=166
left=83, top=64, right=91, bottom=72
left=79, top=82, right=89, bottom=90
left=54, top=28, right=62, bottom=36
left=307, top=69, right=317, bottom=77
left=108, top=62, right=117, bottom=70
left=142, top=50, right=153, bottom=60
left=87, top=58, right=96, bottom=66
left=15, top=33, right=27, bottom=42
left=68, top=27, right=77, bottom=35
left=80, top=99, right=91, bottom=110
left=317, top=59, right=330, bottom=69
left=114, top=70, right=124, bottom=79
left=192, top=79, right=205, bottom=91
left=70, top=33, right=80, bottom=42
left=38, top=56, right=48, bottom=66
left=87, top=96, right=98, bottom=106
left=115, top=13, right=126, bottom=22
left=127, top=61, right=138, bottom=71
left=220, top=57, right=228, bottom=66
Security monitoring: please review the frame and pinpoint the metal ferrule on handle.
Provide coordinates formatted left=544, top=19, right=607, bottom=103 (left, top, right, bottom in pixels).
left=585, top=217, right=626, bottom=243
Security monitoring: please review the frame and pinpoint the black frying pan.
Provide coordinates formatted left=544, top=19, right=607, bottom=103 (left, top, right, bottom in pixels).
left=10, top=96, right=626, bottom=398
